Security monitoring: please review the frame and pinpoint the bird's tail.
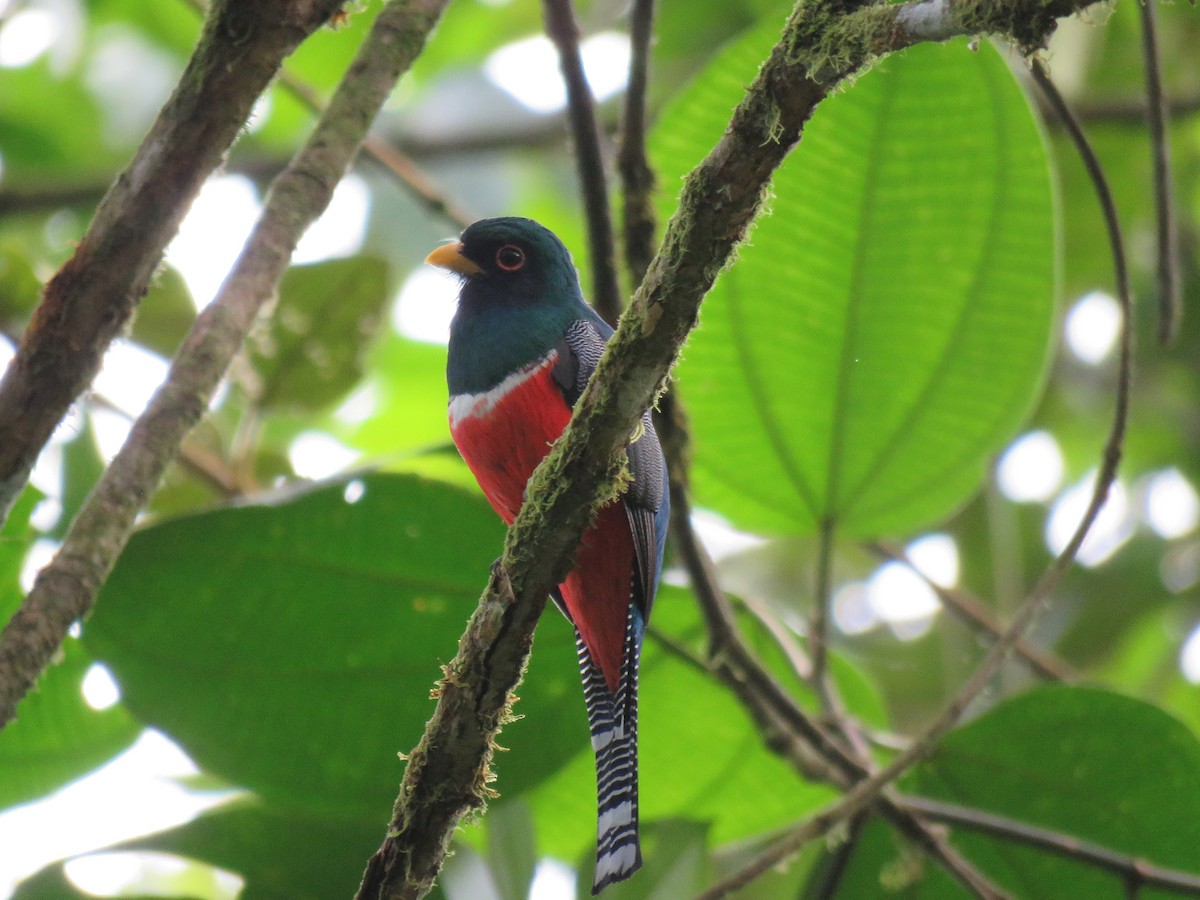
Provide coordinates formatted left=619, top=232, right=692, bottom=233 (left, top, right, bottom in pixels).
left=576, top=604, right=644, bottom=894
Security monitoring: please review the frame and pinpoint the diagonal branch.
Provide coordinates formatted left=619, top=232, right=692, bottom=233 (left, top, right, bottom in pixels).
left=0, top=0, right=347, bottom=524
left=869, top=541, right=1076, bottom=681
left=0, top=0, right=449, bottom=731
left=898, top=795, right=1200, bottom=894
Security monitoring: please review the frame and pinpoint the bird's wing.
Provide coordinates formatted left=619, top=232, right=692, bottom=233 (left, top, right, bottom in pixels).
left=550, top=317, right=604, bottom=407
left=552, top=317, right=668, bottom=621
left=624, top=416, right=667, bottom=619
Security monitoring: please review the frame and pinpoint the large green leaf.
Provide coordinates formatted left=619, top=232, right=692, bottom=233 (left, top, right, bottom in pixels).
left=0, top=243, right=43, bottom=330
left=653, top=34, right=1056, bottom=538
left=920, top=686, right=1200, bottom=896
left=84, top=474, right=588, bottom=821
left=0, top=486, right=39, bottom=622
left=250, top=256, right=389, bottom=413
left=834, top=687, right=1200, bottom=897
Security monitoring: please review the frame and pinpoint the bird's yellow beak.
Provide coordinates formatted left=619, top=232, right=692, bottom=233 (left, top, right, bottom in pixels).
left=425, top=241, right=483, bottom=276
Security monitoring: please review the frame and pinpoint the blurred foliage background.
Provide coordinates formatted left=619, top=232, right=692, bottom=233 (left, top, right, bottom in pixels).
left=1, top=0, right=1199, bottom=897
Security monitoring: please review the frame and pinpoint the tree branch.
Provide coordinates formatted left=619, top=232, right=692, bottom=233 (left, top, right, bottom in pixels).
left=898, top=794, right=1200, bottom=895
left=1136, top=0, right=1180, bottom=345
left=356, top=0, right=1103, bottom=896
left=0, top=0, right=449, bottom=730
left=617, top=0, right=658, bottom=287
left=869, top=541, right=1076, bottom=681
left=695, top=784, right=1015, bottom=900
left=542, top=0, right=623, bottom=325
left=0, top=0, right=346, bottom=524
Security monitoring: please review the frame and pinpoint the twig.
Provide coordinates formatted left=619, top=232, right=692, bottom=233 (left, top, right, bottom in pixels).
left=645, top=624, right=712, bottom=677
left=899, top=794, right=1200, bottom=895
left=695, top=788, right=1010, bottom=900
left=1071, top=94, right=1200, bottom=124
left=0, top=0, right=347, bottom=525
left=541, top=0, right=623, bottom=325
left=1137, top=0, right=1180, bottom=344
left=693, top=808, right=858, bottom=900
left=669, top=483, right=858, bottom=774
left=869, top=541, right=1076, bottom=681
left=359, top=135, right=474, bottom=229
left=805, top=812, right=869, bottom=900
left=85, top=391, right=242, bottom=497
left=0, top=0, right=450, bottom=731
left=740, top=594, right=811, bottom=682
left=617, top=0, right=658, bottom=286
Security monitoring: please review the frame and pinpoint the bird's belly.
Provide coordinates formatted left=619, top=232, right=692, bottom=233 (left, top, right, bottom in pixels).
left=449, top=354, right=572, bottom=524
left=449, top=353, right=635, bottom=690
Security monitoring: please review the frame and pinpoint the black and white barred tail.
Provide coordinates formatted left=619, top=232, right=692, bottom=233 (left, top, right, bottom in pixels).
left=577, top=603, right=644, bottom=894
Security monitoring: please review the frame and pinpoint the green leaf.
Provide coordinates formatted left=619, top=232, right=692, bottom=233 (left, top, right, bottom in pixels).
left=338, top=332, right=455, bottom=457
left=84, top=474, right=588, bottom=821
left=0, top=243, right=43, bottom=329
left=838, top=687, right=1200, bottom=897
left=53, top=415, right=108, bottom=541
left=654, top=35, right=1056, bottom=538
left=0, top=485, right=41, bottom=622
left=922, top=686, right=1200, bottom=894
left=250, top=257, right=389, bottom=413
left=0, top=60, right=128, bottom=183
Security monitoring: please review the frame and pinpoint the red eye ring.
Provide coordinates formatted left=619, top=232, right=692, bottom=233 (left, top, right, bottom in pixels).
left=496, top=244, right=525, bottom=271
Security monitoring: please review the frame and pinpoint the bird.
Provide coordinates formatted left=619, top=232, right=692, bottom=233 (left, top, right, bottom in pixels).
left=426, top=217, right=669, bottom=893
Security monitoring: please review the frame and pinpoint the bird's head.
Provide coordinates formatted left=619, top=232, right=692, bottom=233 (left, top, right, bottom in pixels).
left=425, top=217, right=585, bottom=313
left=429, top=217, right=598, bottom=393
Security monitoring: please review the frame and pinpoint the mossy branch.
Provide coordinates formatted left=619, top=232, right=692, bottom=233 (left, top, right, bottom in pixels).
left=357, top=0, right=1102, bottom=897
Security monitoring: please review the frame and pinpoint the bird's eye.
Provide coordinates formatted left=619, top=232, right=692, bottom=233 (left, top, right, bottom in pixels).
left=496, top=244, right=525, bottom=271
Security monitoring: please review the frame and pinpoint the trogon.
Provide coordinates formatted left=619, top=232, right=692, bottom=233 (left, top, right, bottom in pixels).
left=426, top=217, right=669, bottom=893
